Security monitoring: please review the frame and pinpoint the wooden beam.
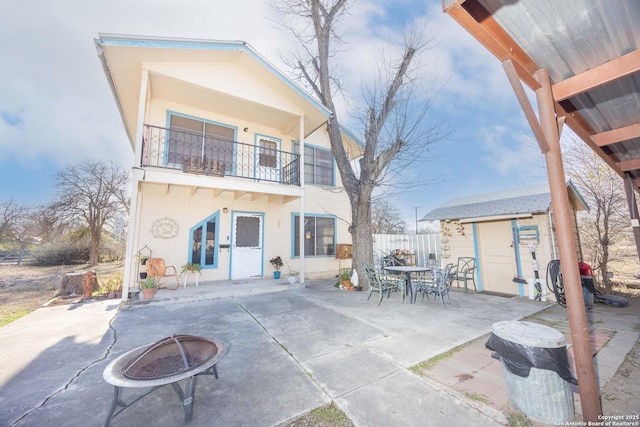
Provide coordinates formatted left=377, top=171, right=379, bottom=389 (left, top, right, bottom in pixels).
left=282, top=195, right=298, bottom=204
left=557, top=115, right=566, bottom=138
left=213, top=188, right=224, bottom=197
left=623, top=175, right=640, bottom=262
left=592, top=123, right=640, bottom=147
left=552, top=49, right=640, bottom=101
left=234, top=190, right=247, bottom=199
left=503, top=60, right=550, bottom=153
left=445, top=0, right=541, bottom=90
left=617, top=158, right=640, bottom=172
left=536, top=67, right=602, bottom=422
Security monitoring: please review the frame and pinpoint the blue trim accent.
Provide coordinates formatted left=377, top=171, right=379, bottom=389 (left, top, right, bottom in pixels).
left=511, top=219, right=525, bottom=296
left=189, top=211, right=221, bottom=269
left=472, top=223, right=482, bottom=291
left=291, top=212, right=337, bottom=258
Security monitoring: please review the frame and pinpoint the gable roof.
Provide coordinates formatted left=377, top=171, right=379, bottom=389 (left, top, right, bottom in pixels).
left=95, top=34, right=333, bottom=147
left=421, top=182, right=588, bottom=222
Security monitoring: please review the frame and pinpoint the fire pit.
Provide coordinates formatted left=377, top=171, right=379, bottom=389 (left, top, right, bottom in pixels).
left=102, top=335, right=226, bottom=426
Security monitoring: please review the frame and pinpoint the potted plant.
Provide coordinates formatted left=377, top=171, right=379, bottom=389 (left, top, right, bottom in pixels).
left=269, top=256, right=283, bottom=279
left=285, top=263, right=299, bottom=285
left=102, top=273, right=123, bottom=299
left=139, top=277, right=158, bottom=299
left=339, top=268, right=353, bottom=290
left=181, top=262, right=202, bottom=275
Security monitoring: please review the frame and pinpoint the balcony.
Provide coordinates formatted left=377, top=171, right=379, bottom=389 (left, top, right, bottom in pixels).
left=141, top=125, right=300, bottom=186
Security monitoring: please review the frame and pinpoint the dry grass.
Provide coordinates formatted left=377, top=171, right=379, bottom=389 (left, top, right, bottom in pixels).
left=0, top=261, right=123, bottom=326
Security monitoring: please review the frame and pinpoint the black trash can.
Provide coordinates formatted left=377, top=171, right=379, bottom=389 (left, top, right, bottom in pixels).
left=486, top=321, right=575, bottom=423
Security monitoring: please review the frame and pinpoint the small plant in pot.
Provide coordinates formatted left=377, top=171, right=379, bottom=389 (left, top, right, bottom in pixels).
left=269, top=256, right=283, bottom=279
left=339, top=268, right=353, bottom=290
left=102, top=273, right=123, bottom=299
left=285, top=263, right=299, bottom=285
left=180, top=262, right=202, bottom=275
left=139, top=277, right=158, bottom=299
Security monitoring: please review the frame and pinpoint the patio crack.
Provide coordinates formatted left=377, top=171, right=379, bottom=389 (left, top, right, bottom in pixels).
left=10, top=307, right=120, bottom=427
left=235, top=299, right=334, bottom=402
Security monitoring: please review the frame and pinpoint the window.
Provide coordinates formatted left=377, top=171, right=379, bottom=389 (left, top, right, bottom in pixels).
left=258, top=139, right=278, bottom=168
left=293, top=215, right=335, bottom=257
left=293, top=143, right=335, bottom=186
left=189, top=212, right=220, bottom=268
left=168, top=114, right=234, bottom=170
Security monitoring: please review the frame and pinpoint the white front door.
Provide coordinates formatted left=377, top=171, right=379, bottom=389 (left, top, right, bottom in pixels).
left=231, top=213, right=263, bottom=279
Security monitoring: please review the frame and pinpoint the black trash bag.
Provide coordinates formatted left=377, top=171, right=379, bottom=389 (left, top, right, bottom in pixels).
left=485, top=333, right=577, bottom=385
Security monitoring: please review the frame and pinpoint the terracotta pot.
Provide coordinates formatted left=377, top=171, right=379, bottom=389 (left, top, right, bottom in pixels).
left=141, top=288, right=157, bottom=299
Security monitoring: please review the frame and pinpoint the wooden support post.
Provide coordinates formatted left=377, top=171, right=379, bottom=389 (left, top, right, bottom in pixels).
left=535, top=68, right=602, bottom=421
left=624, top=175, right=640, bottom=262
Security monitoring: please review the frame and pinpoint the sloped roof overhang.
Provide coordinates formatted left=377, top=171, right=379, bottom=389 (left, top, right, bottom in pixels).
left=95, top=34, right=333, bottom=148
left=442, top=0, right=640, bottom=421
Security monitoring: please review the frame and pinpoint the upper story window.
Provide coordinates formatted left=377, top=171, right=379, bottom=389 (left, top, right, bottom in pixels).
left=189, top=211, right=220, bottom=268
left=293, top=143, right=335, bottom=186
left=259, top=139, right=278, bottom=168
left=168, top=114, right=235, bottom=170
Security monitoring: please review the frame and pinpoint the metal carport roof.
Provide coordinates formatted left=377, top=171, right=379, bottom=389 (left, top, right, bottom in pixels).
left=442, top=0, right=639, bottom=422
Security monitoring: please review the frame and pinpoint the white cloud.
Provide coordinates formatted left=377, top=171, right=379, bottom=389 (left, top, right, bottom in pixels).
left=480, top=124, right=547, bottom=179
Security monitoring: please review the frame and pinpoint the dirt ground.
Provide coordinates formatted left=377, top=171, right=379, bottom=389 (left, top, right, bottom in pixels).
left=0, top=261, right=124, bottom=326
left=0, top=259, right=638, bottom=424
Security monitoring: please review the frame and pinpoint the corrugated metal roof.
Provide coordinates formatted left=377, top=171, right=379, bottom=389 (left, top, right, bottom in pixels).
left=461, top=0, right=640, bottom=187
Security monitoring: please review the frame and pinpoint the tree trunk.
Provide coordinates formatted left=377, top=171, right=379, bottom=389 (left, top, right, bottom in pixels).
left=351, top=193, right=374, bottom=290
left=59, top=271, right=99, bottom=297
left=89, top=224, right=101, bottom=266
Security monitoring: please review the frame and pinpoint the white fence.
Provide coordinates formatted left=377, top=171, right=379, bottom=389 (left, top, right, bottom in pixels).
left=373, top=233, right=441, bottom=267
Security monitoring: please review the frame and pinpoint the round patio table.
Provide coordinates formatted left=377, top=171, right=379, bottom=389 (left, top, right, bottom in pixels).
left=384, top=265, right=431, bottom=304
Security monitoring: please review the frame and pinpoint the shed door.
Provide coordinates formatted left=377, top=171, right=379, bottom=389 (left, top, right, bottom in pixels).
left=477, top=221, right=518, bottom=295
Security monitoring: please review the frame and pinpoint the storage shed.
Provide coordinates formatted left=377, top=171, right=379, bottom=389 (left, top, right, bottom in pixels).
left=421, top=182, right=588, bottom=298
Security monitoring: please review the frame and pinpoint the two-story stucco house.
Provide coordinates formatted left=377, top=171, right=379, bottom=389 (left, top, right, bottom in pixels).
left=95, top=34, right=361, bottom=299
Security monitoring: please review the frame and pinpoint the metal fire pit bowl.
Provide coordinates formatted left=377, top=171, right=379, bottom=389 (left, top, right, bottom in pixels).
left=102, top=335, right=226, bottom=427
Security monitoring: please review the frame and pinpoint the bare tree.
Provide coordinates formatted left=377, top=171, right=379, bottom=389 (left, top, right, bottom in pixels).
left=562, top=134, right=629, bottom=293
left=0, top=199, right=31, bottom=248
left=271, top=0, right=446, bottom=283
left=371, top=199, right=407, bottom=234
left=48, top=161, right=129, bottom=265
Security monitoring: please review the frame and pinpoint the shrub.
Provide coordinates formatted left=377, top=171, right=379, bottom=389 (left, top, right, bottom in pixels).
left=32, top=242, right=90, bottom=266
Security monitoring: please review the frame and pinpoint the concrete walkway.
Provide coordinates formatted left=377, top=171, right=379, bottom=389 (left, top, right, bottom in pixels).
left=0, top=279, right=631, bottom=427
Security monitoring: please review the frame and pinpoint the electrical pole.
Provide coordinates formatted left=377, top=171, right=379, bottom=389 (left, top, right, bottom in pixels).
left=412, top=207, right=419, bottom=234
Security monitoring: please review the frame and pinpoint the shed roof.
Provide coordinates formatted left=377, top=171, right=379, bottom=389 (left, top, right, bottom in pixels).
left=421, top=182, right=587, bottom=222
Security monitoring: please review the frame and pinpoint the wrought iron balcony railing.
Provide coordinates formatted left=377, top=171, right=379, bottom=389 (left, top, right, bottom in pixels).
left=142, top=125, right=300, bottom=186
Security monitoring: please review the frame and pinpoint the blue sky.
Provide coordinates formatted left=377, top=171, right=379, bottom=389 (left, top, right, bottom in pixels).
left=0, top=0, right=549, bottom=226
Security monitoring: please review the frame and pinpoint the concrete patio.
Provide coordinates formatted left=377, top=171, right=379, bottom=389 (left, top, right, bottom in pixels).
left=0, top=278, right=635, bottom=426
